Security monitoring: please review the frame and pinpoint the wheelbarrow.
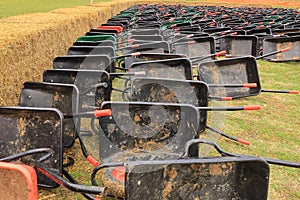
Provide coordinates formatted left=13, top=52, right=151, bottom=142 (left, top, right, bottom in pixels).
left=219, top=35, right=258, bottom=57
left=197, top=56, right=298, bottom=99
left=0, top=107, right=63, bottom=188
left=263, top=36, right=300, bottom=62
left=19, top=82, right=79, bottom=148
left=43, top=69, right=112, bottom=112
left=172, top=36, right=216, bottom=63
left=19, top=81, right=113, bottom=169
left=53, top=55, right=113, bottom=72
left=92, top=136, right=299, bottom=199
left=129, top=57, right=193, bottom=80
left=127, top=77, right=255, bottom=144
left=92, top=111, right=269, bottom=200
left=67, top=46, right=116, bottom=58
left=123, top=53, right=185, bottom=71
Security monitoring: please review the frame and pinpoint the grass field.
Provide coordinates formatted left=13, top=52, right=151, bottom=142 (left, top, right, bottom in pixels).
left=0, top=0, right=111, bottom=18
left=1, top=1, right=299, bottom=200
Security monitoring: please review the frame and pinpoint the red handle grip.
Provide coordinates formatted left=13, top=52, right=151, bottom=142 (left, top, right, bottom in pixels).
left=187, top=41, right=195, bottom=44
left=131, top=44, right=139, bottom=49
left=280, top=47, right=291, bottom=53
left=244, top=105, right=261, bottom=110
left=87, top=156, right=99, bottom=167
left=169, top=18, right=175, bottom=22
left=215, top=50, right=227, bottom=57
left=94, top=109, right=112, bottom=117
left=127, top=39, right=135, bottom=43
left=131, top=52, right=141, bottom=57
left=186, top=34, right=194, bottom=38
left=237, top=138, right=250, bottom=145
left=134, top=71, right=146, bottom=76
left=243, top=83, right=257, bottom=88
left=221, top=97, right=233, bottom=101
left=289, top=90, right=299, bottom=94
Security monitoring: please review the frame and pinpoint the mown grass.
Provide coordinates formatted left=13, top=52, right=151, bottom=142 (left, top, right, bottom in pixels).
left=217, top=60, right=300, bottom=199
left=0, top=0, right=112, bottom=18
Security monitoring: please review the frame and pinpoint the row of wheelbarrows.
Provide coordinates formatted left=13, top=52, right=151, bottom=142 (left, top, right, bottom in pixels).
left=0, top=4, right=299, bottom=200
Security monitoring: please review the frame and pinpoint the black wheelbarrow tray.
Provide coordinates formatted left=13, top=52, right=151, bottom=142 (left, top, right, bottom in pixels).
left=127, top=77, right=253, bottom=144
left=92, top=138, right=270, bottom=199
left=197, top=56, right=298, bottom=98
left=172, top=36, right=216, bottom=62
left=120, top=41, right=171, bottom=55
left=53, top=55, right=114, bottom=73
left=197, top=56, right=261, bottom=99
left=19, top=82, right=79, bottom=148
left=124, top=53, right=186, bottom=71
left=219, top=35, right=258, bottom=57
left=0, top=107, right=63, bottom=188
left=43, top=69, right=112, bottom=112
left=94, top=101, right=259, bottom=197
left=96, top=102, right=201, bottom=197
left=263, top=36, right=300, bottom=62
left=67, top=46, right=116, bottom=58
left=129, top=57, right=193, bottom=80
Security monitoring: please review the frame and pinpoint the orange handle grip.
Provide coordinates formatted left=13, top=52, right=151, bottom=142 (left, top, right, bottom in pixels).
left=289, top=90, right=299, bottom=94
left=243, top=83, right=257, bottom=88
left=216, top=50, right=227, bottom=57
left=94, top=109, right=112, bottom=117
left=237, top=138, right=250, bottom=145
left=131, top=52, right=141, bottom=57
left=134, top=71, right=146, bottom=76
left=131, top=44, right=139, bottom=49
left=221, top=97, right=232, bottom=101
left=87, top=156, right=99, bottom=167
left=280, top=47, right=291, bottom=52
left=187, top=34, right=194, bottom=38
left=244, top=105, right=261, bottom=110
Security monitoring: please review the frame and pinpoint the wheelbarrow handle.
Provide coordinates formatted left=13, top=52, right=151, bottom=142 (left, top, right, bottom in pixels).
left=261, top=89, right=298, bottom=94
left=91, top=162, right=125, bottom=186
left=256, top=47, right=291, bottom=60
left=197, top=105, right=260, bottom=111
left=263, top=158, right=300, bottom=168
left=65, top=109, right=112, bottom=118
left=182, top=139, right=237, bottom=158
left=208, top=83, right=257, bottom=88
left=110, top=71, right=146, bottom=77
left=36, top=164, right=106, bottom=195
left=206, top=125, right=250, bottom=145
left=209, top=96, right=233, bottom=101
left=111, top=52, right=141, bottom=60
left=183, top=139, right=300, bottom=168
left=0, top=148, right=53, bottom=162
left=170, top=34, right=194, bottom=44
left=191, top=50, right=226, bottom=63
